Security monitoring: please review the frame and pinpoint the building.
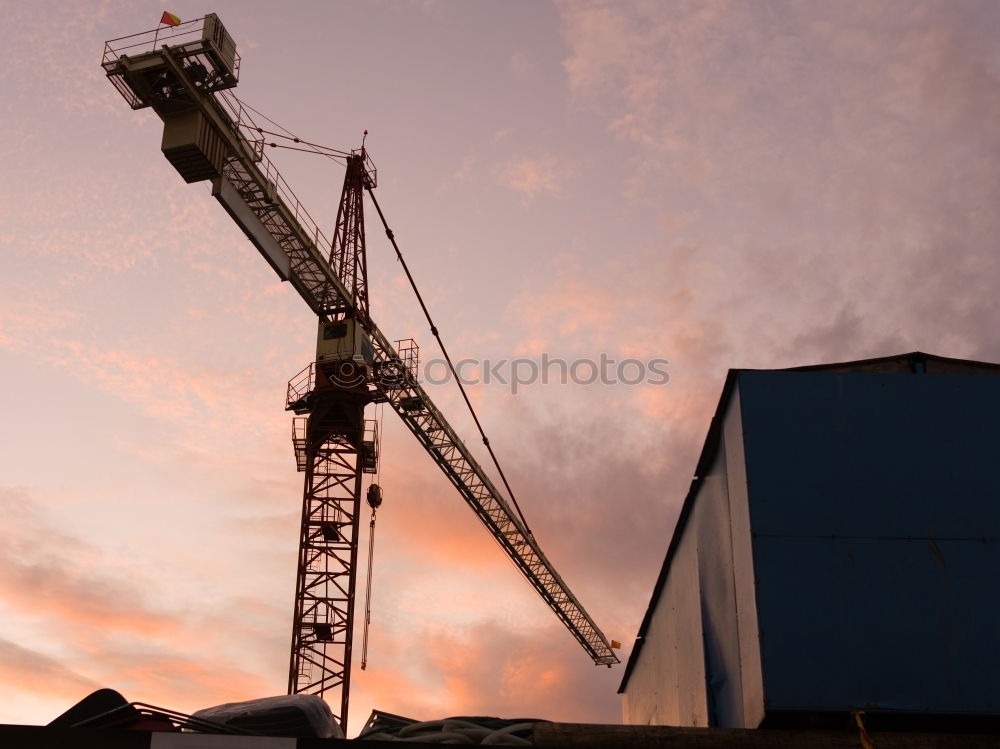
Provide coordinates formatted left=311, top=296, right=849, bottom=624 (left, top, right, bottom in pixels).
left=618, top=352, right=1000, bottom=730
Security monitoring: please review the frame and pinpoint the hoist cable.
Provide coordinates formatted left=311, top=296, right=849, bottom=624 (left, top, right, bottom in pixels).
left=361, top=402, right=384, bottom=672
left=360, top=508, right=376, bottom=671
left=364, top=187, right=534, bottom=537
left=361, top=403, right=385, bottom=671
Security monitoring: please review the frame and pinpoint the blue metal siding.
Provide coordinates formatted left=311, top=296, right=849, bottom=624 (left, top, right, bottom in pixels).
left=752, top=536, right=999, bottom=713
left=738, top=372, right=1000, bottom=539
left=721, top=387, right=765, bottom=728
left=738, top=372, right=1000, bottom=715
left=695, top=467, right=743, bottom=727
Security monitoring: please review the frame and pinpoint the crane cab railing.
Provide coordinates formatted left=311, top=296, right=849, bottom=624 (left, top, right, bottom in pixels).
left=102, top=14, right=239, bottom=111
left=286, top=363, right=316, bottom=414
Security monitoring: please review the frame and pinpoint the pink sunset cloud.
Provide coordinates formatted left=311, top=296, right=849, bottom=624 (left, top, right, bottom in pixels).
left=0, top=639, right=101, bottom=701
left=497, top=155, right=568, bottom=200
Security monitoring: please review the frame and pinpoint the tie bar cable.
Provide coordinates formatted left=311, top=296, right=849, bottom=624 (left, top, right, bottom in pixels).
left=364, top=188, right=534, bottom=537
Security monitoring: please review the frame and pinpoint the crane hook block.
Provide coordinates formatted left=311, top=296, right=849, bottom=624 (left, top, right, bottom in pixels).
left=366, top=484, right=383, bottom=509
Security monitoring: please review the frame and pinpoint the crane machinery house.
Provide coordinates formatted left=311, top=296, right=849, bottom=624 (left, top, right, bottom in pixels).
left=317, top=319, right=375, bottom=374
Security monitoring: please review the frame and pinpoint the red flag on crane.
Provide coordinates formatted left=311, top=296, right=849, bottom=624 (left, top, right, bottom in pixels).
left=160, top=11, right=182, bottom=26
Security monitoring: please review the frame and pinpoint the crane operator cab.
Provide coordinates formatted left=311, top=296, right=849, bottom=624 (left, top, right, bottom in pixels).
left=316, top=318, right=374, bottom=390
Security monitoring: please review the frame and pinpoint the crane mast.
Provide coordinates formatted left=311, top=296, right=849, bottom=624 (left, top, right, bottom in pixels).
left=102, top=14, right=617, bottom=734
left=329, top=155, right=371, bottom=326
left=285, top=154, right=376, bottom=721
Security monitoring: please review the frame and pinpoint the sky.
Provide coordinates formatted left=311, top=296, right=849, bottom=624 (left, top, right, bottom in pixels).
left=2, top=0, right=1000, bottom=736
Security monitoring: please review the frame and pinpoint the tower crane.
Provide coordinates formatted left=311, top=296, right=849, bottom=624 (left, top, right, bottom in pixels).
left=101, top=14, right=618, bottom=734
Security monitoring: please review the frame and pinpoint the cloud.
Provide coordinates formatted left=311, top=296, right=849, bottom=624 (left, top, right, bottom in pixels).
left=84, top=650, right=278, bottom=713
left=4, top=0, right=1000, bottom=735
left=1, top=0, right=118, bottom=119
left=0, top=491, right=249, bottom=668
left=509, top=51, right=535, bottom=79
left=496, top=155, right=568, bottom=200
left=353, top=620, right=620, bottom=725
left=0, top=639, right=101, bottom=700
left=0, top=485, right=298, bottom=723
left=557, top=1, right=1000, bottom=220
left=423, top=620, right=620, bottom=721
left=553, top=0, right=1000, bottom=364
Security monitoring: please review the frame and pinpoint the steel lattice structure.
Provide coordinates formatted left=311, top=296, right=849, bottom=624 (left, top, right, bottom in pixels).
left=329, top=156, right=372, bottom=325
left=284, top=158, right=375, bottom=723
left=287, top=398, right=366, bottom=717
left=101, top=15, right=618, bottom=735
